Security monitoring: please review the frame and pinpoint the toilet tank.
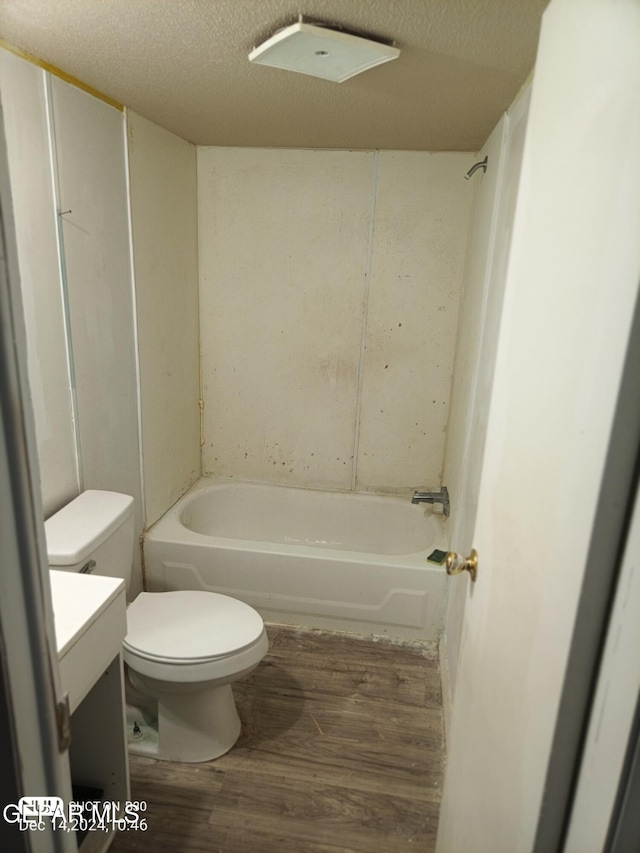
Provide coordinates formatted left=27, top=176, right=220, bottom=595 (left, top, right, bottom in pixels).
left=45, top=490, right=135, bottom=588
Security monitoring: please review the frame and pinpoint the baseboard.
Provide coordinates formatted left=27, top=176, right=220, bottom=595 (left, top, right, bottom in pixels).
left=439, top=634, right=453, bottom=750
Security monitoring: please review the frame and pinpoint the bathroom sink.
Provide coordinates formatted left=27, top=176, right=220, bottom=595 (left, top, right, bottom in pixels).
left=49, top=570, right=127, bottom=712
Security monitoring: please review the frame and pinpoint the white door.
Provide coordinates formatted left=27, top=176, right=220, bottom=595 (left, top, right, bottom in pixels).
left=436, top=1, right=640, bottom=851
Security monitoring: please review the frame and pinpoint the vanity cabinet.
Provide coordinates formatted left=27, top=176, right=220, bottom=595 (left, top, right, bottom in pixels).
left=50, top=571, right=129, bottom=853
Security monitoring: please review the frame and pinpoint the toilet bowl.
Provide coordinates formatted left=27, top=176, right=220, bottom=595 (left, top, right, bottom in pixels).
left=123, top=590, right=268, bottom=762
left=45, top=490, right=269, bottom=764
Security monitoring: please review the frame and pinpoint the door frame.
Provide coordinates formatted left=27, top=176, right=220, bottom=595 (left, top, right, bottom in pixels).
left=534, top=288, right=640, bottom=850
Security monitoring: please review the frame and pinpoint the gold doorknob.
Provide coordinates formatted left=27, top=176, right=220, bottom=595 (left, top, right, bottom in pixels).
left=445, top=549, right=478, bottom=582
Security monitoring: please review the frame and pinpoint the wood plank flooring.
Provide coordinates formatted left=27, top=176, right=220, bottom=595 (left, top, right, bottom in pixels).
left=110, top=625, right=445, bottom=853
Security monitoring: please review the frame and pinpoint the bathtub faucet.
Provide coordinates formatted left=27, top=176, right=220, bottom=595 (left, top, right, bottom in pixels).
left=411, top=486, right=450, bottom=517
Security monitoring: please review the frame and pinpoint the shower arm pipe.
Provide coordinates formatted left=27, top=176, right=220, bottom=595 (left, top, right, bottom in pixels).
left=464, top=156, right=488, bottom=180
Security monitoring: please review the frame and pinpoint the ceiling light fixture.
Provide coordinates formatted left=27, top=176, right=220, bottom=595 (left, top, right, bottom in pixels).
left=248, top=21, right=400, bottom=83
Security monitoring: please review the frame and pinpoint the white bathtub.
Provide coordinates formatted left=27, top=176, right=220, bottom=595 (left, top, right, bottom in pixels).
left=143, top=479, right=449, bottom=640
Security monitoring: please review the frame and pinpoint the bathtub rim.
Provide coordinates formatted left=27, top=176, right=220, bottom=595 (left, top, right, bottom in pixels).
left=145, top=477, right=449, bottom=567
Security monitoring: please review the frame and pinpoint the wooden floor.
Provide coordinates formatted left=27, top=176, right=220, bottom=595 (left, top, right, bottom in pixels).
left=110, top=625, right=445, bottom=853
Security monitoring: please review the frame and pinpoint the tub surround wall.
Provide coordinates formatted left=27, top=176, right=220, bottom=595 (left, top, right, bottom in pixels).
left=442, top=118, right=508, bottom=553
left=198, top=148, right=372, bottom=492
left=127, top=111, right=201, bottom=527
left=357, top=152, right=474, bottom=491
left=198, top=148, right=475, bottom=494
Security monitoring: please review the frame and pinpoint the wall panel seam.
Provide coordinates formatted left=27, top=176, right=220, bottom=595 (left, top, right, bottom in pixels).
left=351, top=150, right=379, bottom=491
left=123, top=109, right=147, bottom=528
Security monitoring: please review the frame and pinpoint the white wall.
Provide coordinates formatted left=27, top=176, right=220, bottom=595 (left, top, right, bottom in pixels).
left=0, top=52, right=78, bottom=517
left=198, top=147, right=474, bottom=494
left=49, top=76, right=144, bottom=597
left=127, top=111, right=200, bottom=526
left=0, top=50, right=146, bottom=597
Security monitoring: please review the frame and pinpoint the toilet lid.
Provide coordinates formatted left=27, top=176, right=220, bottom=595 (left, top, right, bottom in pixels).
left=123, top=591, right=265, bottom=662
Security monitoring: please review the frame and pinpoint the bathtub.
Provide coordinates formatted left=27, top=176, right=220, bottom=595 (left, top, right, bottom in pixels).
left=143, top=479, right=449, bottom=640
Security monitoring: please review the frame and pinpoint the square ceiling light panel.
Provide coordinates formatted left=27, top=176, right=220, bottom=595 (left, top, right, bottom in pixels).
left=248, top=22, right=400, bottom=83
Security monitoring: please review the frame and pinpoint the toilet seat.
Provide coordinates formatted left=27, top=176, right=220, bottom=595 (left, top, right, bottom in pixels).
left=123, top=590, right=264, bottom=663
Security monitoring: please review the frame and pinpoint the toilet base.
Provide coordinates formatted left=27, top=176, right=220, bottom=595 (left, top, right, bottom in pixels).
left=126, top=704, right=159, bottom=754
left=127, top=675, right=242, bottom=762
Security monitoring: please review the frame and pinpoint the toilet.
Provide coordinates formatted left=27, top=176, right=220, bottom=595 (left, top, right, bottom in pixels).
left=45, top=489, right=268, bottom=762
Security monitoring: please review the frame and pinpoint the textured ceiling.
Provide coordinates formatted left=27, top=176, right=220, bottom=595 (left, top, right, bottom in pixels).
left=0, top=0, right=549, bottom=151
